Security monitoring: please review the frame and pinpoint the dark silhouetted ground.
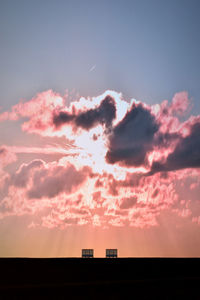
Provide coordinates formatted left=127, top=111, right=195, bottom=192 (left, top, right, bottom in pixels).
left=0, top=258, right=200, bottom=299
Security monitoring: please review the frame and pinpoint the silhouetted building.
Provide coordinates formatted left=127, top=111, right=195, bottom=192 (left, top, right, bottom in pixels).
left=106, top=249, right=118, bottom=258
left=82, top=249, right=94, bottom=258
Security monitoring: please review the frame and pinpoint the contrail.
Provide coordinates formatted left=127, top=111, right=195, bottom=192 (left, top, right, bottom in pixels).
left=89, top=64, right=96, bottom=72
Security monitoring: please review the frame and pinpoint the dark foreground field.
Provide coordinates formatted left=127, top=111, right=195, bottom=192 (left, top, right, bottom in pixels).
left=0, top=258, right=200, bottom=299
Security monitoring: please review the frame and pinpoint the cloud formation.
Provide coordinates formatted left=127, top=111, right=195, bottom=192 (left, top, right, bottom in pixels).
left=53, top=95, right=116, bottom=130
left=106, top=102, right=159, bottom=166
left=0, top=89, right=200, bottom=229
left=149, top=118, right=200, bottom=174
left=27, top=163, right=91, bottom=199
left=119, top=196, right=137, bottom=209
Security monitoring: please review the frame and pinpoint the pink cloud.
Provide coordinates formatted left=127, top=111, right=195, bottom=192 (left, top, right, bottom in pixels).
left=27, top=163, right=91, bottom=199
left=0, top=146, right=17, bottom=168
left=170, top=91, right=191, bottom=116
left=0, top=89, right=200, bottom=229
left=0, top=90, right=65, bottom=136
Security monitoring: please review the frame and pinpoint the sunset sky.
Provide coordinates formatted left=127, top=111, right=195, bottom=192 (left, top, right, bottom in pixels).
left=1, top=0, right=200, bottom=257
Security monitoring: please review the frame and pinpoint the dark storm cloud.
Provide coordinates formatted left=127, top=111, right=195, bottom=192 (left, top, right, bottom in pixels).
left=75, top=95, right=116, bottom=129
left=53, top=111, right=75, bottom=127
left=154, top=132, right=180, bottom=148
left=149, top=121, right=200, bottom=175
left=106, top=103, right=159, bottom=166
left=53, top=95, right=116, bottom=130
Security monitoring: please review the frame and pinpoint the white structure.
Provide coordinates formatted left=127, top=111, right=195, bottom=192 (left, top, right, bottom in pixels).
left=106, top=249, right=118, bottom=258
left=82, top=249, right=94, bottom=258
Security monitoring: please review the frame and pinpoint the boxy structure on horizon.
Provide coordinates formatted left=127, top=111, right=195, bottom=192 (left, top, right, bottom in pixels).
left=106, top=249, right=118, bottom=258
left=82, top=249, right=94, bottom=258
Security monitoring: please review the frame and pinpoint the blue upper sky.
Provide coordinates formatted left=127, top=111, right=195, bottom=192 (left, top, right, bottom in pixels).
left=1, top=0, right=200, bottom=111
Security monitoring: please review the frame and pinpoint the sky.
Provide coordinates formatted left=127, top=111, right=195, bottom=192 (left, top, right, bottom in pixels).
left=0, top=0, right=200, bottom=257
